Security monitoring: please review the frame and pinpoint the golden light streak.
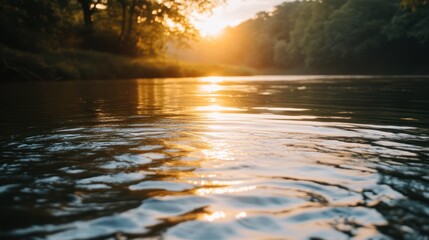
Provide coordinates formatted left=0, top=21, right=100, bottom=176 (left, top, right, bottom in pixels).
left=199, top=211, right=248, bottom=222
left=199, top=77, right=224, bottom=92
left=189, top=180, right=243, bottom=186
left=202, top=147, right=235, bottom=161
left=200, top=76, right=224, bottom=83
left=196, top=185, right=256, bottom=196
left=200, top=84, right=223, bottom=93
left=195, top=105, right=244, bottom=112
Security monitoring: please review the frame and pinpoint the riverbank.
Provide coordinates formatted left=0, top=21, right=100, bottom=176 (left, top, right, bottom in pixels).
left=0, top=47, right=253, bottom=81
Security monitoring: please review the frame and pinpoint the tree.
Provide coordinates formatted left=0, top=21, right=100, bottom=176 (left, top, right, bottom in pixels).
left=74, top=0, right=223, bottom=55
left=184, top=0, right=429, bottom=74
left=0, top=0, right=71, bottom=51
left=77, top=0, right=106, bottom=27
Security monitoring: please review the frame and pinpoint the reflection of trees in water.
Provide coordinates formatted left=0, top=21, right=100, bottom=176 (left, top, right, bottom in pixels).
left=1, top=78, right=429, bottom=239
left=0, top=80, right=210, bottom=235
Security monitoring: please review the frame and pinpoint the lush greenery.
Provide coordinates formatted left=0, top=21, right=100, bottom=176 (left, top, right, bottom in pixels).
left=0, top=0, right=251, bottom=81
left=188, top=0, right=429, bottom=74
left=1, top=47, right=250, bottom=81
left=1, top=0, right=428, bottom=80
left=0, top=0, right=224, bottom=54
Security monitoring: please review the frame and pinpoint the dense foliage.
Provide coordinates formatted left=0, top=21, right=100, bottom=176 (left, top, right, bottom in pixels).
left=0, top=0, right=253, bottom=81
left=191, top=0, right=429, bottom=74
left=0, top=0, right=221, bottom=56
left=1, top=0, right=428, bottom=77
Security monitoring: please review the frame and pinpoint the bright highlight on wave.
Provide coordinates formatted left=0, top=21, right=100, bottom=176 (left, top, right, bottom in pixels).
left=195, top=105, right=244, bottom=112
left=203, top=211, right=226, bottom=222
left=200, top=84, right=223, bottom=93
left=196, top=185, right=257, bottom=196
left=200, top=76, right=224, bottom=83
left=201, top=211, right=248, bottom=222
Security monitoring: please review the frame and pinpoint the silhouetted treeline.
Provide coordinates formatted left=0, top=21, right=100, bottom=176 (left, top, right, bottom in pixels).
left=188, top=0, right=429, bottom=74
left=0, top=0, right=221, bottom=56
left=1, top=0, right=428, bottom=79
left=0, top=0, right=251, bottom=81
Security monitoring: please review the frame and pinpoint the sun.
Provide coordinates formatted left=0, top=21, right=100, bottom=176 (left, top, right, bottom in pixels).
left=190, top=0, right=286, bottom=38
left=196, top=17, right=227, bottom=37
left=191, top=7, right=232, bottom=37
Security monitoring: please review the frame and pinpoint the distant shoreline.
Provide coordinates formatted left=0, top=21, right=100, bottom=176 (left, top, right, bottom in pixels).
left=0, top=47, right=253, bottom=82
left=2, top=46, right=428, bottom=82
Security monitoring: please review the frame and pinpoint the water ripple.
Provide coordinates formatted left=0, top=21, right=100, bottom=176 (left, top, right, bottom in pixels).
left=0, top=77, right=428, bottom=239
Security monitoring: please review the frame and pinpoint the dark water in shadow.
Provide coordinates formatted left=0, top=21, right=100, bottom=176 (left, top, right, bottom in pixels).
left=0, top=76, right=428, bottom=239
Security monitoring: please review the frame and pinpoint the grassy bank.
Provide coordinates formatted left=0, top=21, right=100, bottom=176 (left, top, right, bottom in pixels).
left=0, top=47, right=253, bottom=81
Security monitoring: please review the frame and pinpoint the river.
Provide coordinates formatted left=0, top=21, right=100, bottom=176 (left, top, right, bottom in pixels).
left=0, top=76, right=428, bottom=239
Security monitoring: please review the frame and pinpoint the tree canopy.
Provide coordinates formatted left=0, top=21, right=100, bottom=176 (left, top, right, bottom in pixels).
left=1, top=0, right=428, bottom=74
left=0, top=0, right=223, bottom=56
left=185, top=0, right=429, bottom=74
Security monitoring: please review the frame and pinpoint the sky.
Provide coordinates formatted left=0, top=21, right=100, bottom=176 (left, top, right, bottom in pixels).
left=193, top=0, right=286, bottom=36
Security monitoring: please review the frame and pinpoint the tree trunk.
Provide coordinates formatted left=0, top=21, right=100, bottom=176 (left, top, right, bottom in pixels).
left=78, top=0, right=93, bottom=26
left=118, top=0, right=127, bottom=42
left=124, top=0, right=136, bottom=42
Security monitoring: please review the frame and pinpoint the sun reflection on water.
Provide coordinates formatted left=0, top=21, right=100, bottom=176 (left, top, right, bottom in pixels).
left=201, top=144, right=235, bottom=161
left=200, top=83, right=223, bottom=93
left=199, top=76, right=225, bottom=93
left=196, top=185, right=257, bottom=196
left=200, top=211, right=248, bottom=222
left=200, top=76, right=224, bottom=83
left=202, top=211, right=226, bottom=222
left=195, top=105, right=244, bottom=112
left=189, top=179, right=243, bottom=186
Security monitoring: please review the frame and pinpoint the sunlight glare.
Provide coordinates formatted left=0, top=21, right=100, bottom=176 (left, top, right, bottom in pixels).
left=202, top=147, right=235, bottom=161
left=203, top=211, right=226, bottom=222
left=199, top=211, right=248, bottom=222
left=195, top=105, right=244, bottom=112
left=192, top=7, right=231, bottom=37
left=200, top=77, right=225, bottom=93
left=200, top=83, right=223, bottom=93
left=196, top=186, right=256, bottom=196
left=200, top=76, right=224, bottom=83
left=190, top=179, right=243, bottom=186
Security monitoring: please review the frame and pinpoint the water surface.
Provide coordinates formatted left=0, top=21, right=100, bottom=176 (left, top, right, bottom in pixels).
left=0, top=76, right=428, bottom=239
